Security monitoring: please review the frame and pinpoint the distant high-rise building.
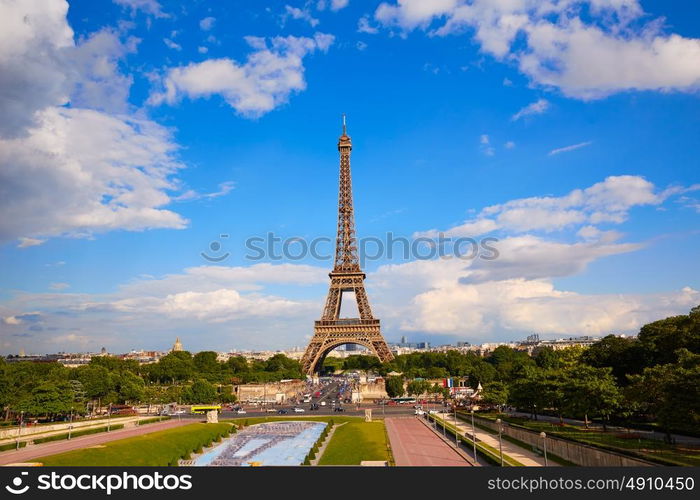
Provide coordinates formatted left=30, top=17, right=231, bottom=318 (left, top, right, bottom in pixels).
left=401, top=336, right=407, bottom=344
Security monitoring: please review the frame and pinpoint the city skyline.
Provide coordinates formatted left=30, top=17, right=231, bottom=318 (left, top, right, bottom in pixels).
left=1, top=0, right=700, bottom=354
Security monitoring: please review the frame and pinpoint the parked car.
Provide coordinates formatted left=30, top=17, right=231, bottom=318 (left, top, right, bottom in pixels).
left=334, top=407, right=345, bottom=412
left=320, top=401, right=326, bottom=406
left=415, top=409, right=425, bottom=415
left=265, top=408, right=277, bottom=413
left=236, top=409, right=247, bottom=414
left=293, top=407, right=305, bottom=413
left=277, top=409, right=289, bottom=414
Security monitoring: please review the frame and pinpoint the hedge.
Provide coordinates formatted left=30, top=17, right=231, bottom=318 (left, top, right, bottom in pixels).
left=32, top=424, right=125, bottom=444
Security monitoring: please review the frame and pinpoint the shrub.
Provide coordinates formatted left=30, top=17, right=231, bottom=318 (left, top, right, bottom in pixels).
left=0, top=441, right=27, bottom=451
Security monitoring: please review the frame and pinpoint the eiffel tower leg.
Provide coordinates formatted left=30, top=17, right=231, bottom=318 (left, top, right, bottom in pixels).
left=353, top=285, right=374, bottom=320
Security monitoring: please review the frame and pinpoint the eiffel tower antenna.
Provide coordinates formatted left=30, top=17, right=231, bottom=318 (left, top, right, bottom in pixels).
left=301, top=117, right=394, bottom=375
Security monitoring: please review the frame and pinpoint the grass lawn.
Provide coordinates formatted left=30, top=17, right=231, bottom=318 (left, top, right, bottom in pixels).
left=36, top=423, right=233, bottom=466
left=318, top=421, right=390, bottom=465
left=475, top=413, right=700, bottom=466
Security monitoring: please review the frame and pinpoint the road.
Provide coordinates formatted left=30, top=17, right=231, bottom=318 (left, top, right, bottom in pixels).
left=385, top=417, right=472, bottom=466
left=0, top=419, right=192, bottom=465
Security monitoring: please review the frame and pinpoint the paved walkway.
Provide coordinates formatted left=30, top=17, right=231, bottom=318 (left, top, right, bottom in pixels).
left=441, top=414, right=556, bottom=466
left=0, top=416, right=150, bottom=447
left=385, top=417, right=472, bottom=466
left=0, top=419, right=192, bottom=465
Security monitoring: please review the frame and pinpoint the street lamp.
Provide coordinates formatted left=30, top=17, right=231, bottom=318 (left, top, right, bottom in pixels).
left=16, top=411, right=24, bottom=450
left=471, top=409, right=477, bottom=462
left=540, top=431, right=548, bottom=466
left=68, top=408, right=74, bottom=440
left=454, top=403, right=459, bottom=447
left=107, top=403, right=112, bottom=432
left=495, top=418, right=504, bottom=466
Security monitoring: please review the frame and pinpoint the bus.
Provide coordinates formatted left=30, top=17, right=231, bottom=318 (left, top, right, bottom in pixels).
left=390, top=398, right=417, bottom=405
left=190, top=405, right=222, bottom=414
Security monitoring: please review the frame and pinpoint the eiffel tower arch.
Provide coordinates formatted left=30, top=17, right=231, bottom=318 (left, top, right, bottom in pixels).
left=300, top=116, right=394, bottom=375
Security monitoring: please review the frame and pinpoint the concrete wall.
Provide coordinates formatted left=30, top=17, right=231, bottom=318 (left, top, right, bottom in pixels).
left=472, top=415, right=655, bottom=467
left=0, top=416, right=138, bottom=440
left=234, top=380, right=305, bottom=403
left=359, top=380, right=387, bottom=400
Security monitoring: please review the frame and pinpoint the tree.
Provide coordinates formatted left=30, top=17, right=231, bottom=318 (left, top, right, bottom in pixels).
left=626, top=349, right=700, bottom=437
left=114, top=371, right=145, bottom=403
left=18, top=381, right=74, bottom=417
left=581, top=335, right=648, bottom=384
left=562, top=365, right=622, bottom=429
left=151, top=352, right=194, bottom=384
left=182, top=379, right=217, bottom=404
left=480, top=381, right=509, bottom=408
left=193, top=351, right=221, bottom=382
left=384, top=376, right=405, bottom=398
left=406, top=379, right=429, bottom=398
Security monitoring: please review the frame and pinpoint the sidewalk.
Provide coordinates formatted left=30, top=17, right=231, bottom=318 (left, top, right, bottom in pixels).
left=0, top=419, right=191, bottom=465
left=0, top=416, right=156, bottom=447
left=439, top=414, right=556, bottom=467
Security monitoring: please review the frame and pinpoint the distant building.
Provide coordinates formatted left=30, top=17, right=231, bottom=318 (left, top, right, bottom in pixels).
left=171, top=337, right=184, bottom=352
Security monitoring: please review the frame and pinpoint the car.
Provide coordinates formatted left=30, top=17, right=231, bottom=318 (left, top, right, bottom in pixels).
left=293, top=407, right=305, bottom=413
left=236, top=409, right=247, bottom=414
left=277, top=409, right=289, bottom=414
left=265, top=408, right=277, bottom=413
left=334, top=407, right=345, bottom=412
left=415, top=409, right=425, bottom=415
left=174, top=409, right=186, bottom=415
left=320, top=401, right=326, bottom=406
left=428, top=410, right=439, bottom=414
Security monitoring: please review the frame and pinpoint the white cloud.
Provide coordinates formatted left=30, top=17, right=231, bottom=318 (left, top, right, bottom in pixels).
left=375, top=0, right=462, bottom=31
left=0, top=264, right=327, bottom=352
left=0, top=107, right=187, bottom=244
left=549, top=141, right=592, bottom=156
left=0, top=1, right=195, bottom=246
left=49, top=282, right=70, bottom=291
left=149, top=33, right=335, bottom=117
left=199, top=16, right=216, bottom=31
left=479, top=133, right=494, bottom=156
left=417, top=175, right=669, bottom=238
left=163, top=38, right=181, bottom=51
left=0, top=108, right=186, bottom=246
left=511, top=98, right=549, bottom=121
left=112, top=0, right=166, bottom=18
left=17, top=237, right=46, bottom=248
left=505, top=141, right=515, bottom=149
left=174, top=181, right=235, bottom=202
left=331, top=0, right=349, bottom=10
left=357, top=16, right=379, bottom=34
left=374, top=0, right=700, bottom=99
left=197, top=46, right=208, bottom=54
left=284, top=5, right=320, bottom=27
left=356, top=41, right=368, bottom=51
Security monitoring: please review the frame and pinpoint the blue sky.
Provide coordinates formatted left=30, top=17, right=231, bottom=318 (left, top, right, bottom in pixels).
left=0, top=0, right=699, bottom=354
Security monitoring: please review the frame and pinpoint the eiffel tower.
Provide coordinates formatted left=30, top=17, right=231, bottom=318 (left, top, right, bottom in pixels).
left=300, top=116, right=394, bottom=375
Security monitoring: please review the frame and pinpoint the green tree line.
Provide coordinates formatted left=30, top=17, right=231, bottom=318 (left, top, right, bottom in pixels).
left=338, top=306, right=700, bottom=435
left=0, top=351, right=303, bottom=419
